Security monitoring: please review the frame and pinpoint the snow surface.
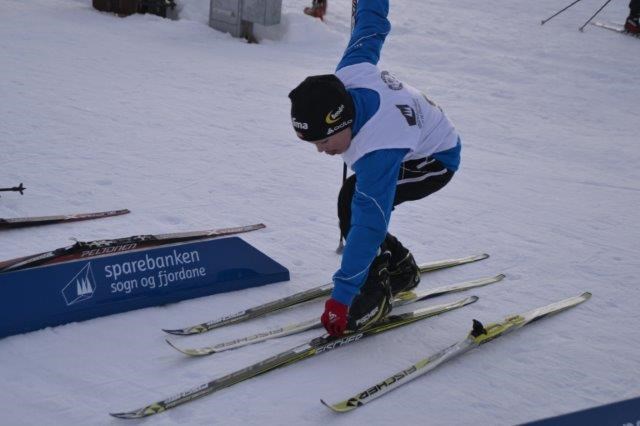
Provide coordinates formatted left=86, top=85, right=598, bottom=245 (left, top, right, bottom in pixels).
left=1, top=0, right=639, bottom=424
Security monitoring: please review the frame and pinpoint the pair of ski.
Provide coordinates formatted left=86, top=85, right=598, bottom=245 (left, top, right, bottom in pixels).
left=112, top=296, right=482, bottom=419
left=111, top=287, right=591, bottom=418
left=112, top=250, right=494, bottom=419
left=166, top=270, right=506, bottom=356
left=163, top=252, right=491, bottom=337
left=0, top=223, right=265, bottom=273
left=110, top=296, right=478, bottom=419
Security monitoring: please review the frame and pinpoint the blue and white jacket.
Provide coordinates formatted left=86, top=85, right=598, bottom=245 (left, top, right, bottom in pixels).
left=331, top=0, right=461, bottom=306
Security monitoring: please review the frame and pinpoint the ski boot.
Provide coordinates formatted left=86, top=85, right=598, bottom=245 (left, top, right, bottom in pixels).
left=303, top=0, right=326, bottom=21
left=347, top=251, right=393, bottom=331
left=625, top=13, right=640, bottom=34
left=389, top=252, right=421, bottom=296
left=381, top=234, right=421, bottom=295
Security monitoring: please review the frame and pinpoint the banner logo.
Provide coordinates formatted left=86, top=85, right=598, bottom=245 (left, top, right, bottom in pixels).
left=62, top=263, right=97, bottom=306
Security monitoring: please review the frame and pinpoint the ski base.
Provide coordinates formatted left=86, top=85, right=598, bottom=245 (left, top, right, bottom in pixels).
left=321, top=292, right=592, bottom=412
left=110, top=296, right=478, bottom=419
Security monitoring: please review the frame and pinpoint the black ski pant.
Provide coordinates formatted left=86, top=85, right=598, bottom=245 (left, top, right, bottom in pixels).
left=337, top=156, right=454, bottom=265
left=631, top=0, right=640, bottom=16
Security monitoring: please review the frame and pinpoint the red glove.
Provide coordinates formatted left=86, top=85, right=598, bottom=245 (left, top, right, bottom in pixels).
left=321, top=298, right=349, bottom=337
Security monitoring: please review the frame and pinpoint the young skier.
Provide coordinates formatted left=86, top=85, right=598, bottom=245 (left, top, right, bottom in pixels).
left=288, top=0, right=462, bottom=337
left=625, top=0, right=640, bottom=33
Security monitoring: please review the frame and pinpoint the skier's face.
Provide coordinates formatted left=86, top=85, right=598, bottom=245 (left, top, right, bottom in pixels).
left=308, top=127, right=352, bottom=156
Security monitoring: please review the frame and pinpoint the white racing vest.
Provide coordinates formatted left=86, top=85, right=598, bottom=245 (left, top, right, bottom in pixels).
left=336, top=63, right=459, bottom=168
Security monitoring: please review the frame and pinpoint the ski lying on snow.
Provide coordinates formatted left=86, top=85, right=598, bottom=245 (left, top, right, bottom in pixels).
left=591, top=21, right=640, bottom=37
left=0, top=223, right=266, bottom=273
left=162, top=253, right=490, bottom=336
left=0, top=208, right=130, bottom=230
left=321, top=291, right=591, bottom=413
left=110, top=295, right=478, bottom=419
left=167, top=274, right=505, bottom=356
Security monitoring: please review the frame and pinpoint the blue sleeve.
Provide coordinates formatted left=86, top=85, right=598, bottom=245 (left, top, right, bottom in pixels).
left=331, top=148, right=408, bottom=306
left=348, top=88, right=380, bottom=137
left=432, top=138, right=462, bottom=171
left=336, top=0, right=390, bottom=70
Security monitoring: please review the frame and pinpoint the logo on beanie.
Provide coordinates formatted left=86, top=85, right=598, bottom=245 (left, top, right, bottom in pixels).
left=325, top=104, right=345, bottom=124
left=292, top=117, right=309, bottom=130
left=326, top=118, right=353, bottom=136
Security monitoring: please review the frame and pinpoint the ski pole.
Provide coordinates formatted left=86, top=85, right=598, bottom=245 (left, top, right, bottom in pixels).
left=336, top=163, right=346, bottom=253
left=578, top=0, right=613, bottom=31
left=0, top=183, right=26, bottom=196
left=541, top=0, right=584, bottom=25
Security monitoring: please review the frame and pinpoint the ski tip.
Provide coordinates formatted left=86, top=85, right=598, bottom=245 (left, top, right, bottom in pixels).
left=461, top=253, right=490, bottom=262
left=162, top=324, right=207, bottom=335
left=321, top=399, right=347, bottom=413
left=104, top=208, right=131, bottom=216
left=321, top=398, right=359, bottom=413
left=165, top=338, right=179, bottom=349
left=456, top=295, right=480, bottom=308
left=109, top=411, right=135, bottom=419
left=165, top=338, right=190, bottom=355
left=236, top=222, right=266, bottom=231
left=109, top=408, right=147, bottom=419
left=110, top=404, right=163, bottom=419
left=581, top=291, right=592, bottom=300
left=320, top=399, right=335, bottom=411
left=161, top=328, right=189, bottom=336
left=165, top=338, right=212, bottom=356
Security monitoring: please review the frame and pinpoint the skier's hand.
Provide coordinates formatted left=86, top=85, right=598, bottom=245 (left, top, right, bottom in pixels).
left=321, top=298, right=349, bottom=337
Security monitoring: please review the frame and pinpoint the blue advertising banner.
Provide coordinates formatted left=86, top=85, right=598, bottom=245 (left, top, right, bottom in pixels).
left=0, top=237, right=289, bottom=338
left=522, top=395, right=640, bottom=426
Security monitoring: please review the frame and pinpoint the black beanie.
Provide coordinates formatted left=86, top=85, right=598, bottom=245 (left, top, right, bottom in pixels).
left=288, top=74, right=354, bottom=142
